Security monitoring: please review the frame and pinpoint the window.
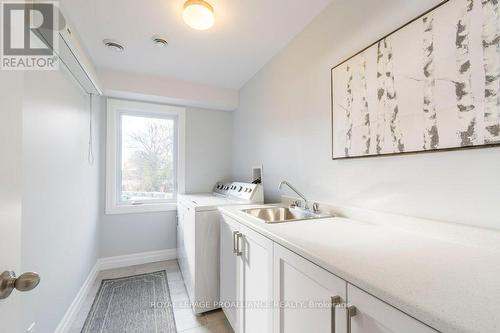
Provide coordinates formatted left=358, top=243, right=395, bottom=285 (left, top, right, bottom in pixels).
left=106, top=99, right=185, bottom=214
left=120, top=114, right=176, bottom=203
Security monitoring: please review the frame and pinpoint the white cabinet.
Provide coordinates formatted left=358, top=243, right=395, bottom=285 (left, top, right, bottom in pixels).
left=347, top=284, right=437, bottom=333
left=272, top=244, right=437, bottom=333
left=239, top=223, right=274, bottom=333
left=220, top=215, right=274, bottom=333
left=273, top=244, right=347, bottom=333
left=221, top=214, right=439, bottom=333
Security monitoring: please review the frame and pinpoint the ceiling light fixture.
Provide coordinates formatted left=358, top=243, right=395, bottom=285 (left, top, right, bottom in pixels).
left=183, top=0, right=215, bottom=31
left=103, top=39, right=124, bottom=52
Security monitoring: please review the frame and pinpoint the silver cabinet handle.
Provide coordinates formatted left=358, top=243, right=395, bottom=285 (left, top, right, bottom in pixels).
left=331, top=296, right=342, bottom=333
left=232, top=231, right=239, bottom=254
left=235, top=232, right=243, bottom=256
left=346, top=305, right=357, bottom=333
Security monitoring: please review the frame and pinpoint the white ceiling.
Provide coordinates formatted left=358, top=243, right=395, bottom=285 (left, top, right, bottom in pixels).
left=59, top=0, right=332, bottom=90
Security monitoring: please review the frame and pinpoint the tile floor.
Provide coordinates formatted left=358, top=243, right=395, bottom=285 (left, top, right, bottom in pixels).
left=69, top=260, right=234, bottom=333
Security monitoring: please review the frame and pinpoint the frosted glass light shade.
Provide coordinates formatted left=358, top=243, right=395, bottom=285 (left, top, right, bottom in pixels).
left=183, top=0, right=215, bottom=30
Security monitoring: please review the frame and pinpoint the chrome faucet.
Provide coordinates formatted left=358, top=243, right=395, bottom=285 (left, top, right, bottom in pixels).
left=278, top=180, right=310, bottom=210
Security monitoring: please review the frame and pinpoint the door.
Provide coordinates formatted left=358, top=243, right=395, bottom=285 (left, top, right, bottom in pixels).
left=274, top=244, right=347, bottom=333
left=220, top=215, right=240, bottom=331
left=0, top=71, right=23, bottom=332
left=347, top=284, right=437, bottom=333
left=239, top=223, right=273, bottom=333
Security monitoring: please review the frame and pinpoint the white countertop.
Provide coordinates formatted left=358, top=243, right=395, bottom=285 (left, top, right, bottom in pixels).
left=219, top=204, right=500, bottom=333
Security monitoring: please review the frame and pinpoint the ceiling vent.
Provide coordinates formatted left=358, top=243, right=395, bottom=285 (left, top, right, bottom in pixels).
left=103, top=39, right=125, bottom=52
left=152, top=36, right=168, bottom=47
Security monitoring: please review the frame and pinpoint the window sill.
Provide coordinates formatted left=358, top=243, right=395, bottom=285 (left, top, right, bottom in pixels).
left=105, top=202, right=178, bottom=215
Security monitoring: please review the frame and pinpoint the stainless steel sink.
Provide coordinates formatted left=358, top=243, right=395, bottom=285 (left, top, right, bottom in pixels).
left=241, top=207, right=333, bottom=224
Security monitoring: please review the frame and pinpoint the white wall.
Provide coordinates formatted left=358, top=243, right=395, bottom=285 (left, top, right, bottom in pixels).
left=99, top=69, right=239, bottom=111
left=232, top=0, right=500, bottom=230
left=20, top=68, right=102, bottom=332
left=185, top=107, right=233, bottom=193
left=99, top=105, right=233, bottom=257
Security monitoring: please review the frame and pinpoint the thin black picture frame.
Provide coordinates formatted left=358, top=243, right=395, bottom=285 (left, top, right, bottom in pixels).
left=330, top=0, right=500, bottom=160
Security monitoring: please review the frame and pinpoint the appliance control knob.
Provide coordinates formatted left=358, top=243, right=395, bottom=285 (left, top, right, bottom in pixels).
left=238, top=186, right=243, bottom=192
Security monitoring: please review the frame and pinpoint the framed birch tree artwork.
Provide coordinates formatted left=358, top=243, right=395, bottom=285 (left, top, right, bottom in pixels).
left=331, top=0, right=500, bottom=159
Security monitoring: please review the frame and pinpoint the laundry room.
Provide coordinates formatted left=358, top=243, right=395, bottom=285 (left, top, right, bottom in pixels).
left=1, top=1, right=499, bottom=333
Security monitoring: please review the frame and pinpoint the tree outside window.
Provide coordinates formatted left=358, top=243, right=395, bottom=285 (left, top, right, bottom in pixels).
left=120, top=114, right=176, bottom=203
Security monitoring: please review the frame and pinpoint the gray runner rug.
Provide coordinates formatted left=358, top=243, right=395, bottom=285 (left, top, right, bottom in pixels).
left=81, top=271, right=177, bottom=333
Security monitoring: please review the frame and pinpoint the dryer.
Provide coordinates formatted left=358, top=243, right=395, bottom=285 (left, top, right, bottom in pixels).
left=176, top=181, right=263, bottom=314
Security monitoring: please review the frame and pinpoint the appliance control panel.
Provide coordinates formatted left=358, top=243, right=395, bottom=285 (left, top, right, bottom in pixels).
left=213, top=182, right=263, bottom=203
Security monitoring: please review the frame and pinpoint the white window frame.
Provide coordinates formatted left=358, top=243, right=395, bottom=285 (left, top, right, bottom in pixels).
left=106, top=99, right=185, bottom=214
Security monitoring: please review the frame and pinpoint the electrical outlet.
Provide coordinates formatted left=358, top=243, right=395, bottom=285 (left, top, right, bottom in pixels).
left=26, top=322, right=36, bottom=333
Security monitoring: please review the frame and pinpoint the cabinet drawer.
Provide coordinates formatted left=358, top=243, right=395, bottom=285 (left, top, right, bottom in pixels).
left=348, top=284, right=437, bottom=333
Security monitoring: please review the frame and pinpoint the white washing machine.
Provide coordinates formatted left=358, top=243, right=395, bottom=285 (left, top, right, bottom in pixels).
left=176, top=181, right=263, bottom=314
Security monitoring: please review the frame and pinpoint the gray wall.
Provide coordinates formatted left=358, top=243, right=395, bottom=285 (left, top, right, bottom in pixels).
left=99, top=105, right=233, bottom=257
left=21, top=69, right=102, bottom=332
left=232, top=0, right=500, bottom=230
left=185, top=107, right=233, bottom=193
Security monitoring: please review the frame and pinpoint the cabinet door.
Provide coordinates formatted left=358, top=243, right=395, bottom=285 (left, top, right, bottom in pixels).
left=239, top=223, right=274, bottom=333
left=348, top=284, right=437, bottom=333
left=274, top=244, right=347, bottom=333
left=220, top=215, right=241, bottom=331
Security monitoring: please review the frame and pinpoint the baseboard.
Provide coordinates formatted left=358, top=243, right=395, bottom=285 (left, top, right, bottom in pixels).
left=55, top=248, right=177, bottom=332
left=54, top=262, right=99, bottom=333
left=98, top=248, right=177, bottom=270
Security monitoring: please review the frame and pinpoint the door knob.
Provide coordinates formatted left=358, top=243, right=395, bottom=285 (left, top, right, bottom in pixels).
left=0, top=271, right=40, bottom=300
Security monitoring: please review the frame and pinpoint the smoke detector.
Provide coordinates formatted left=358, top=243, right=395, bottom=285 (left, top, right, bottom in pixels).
left=103, top=39, right=124, bottom=52
left=152, top=36, right=168, bottom=47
